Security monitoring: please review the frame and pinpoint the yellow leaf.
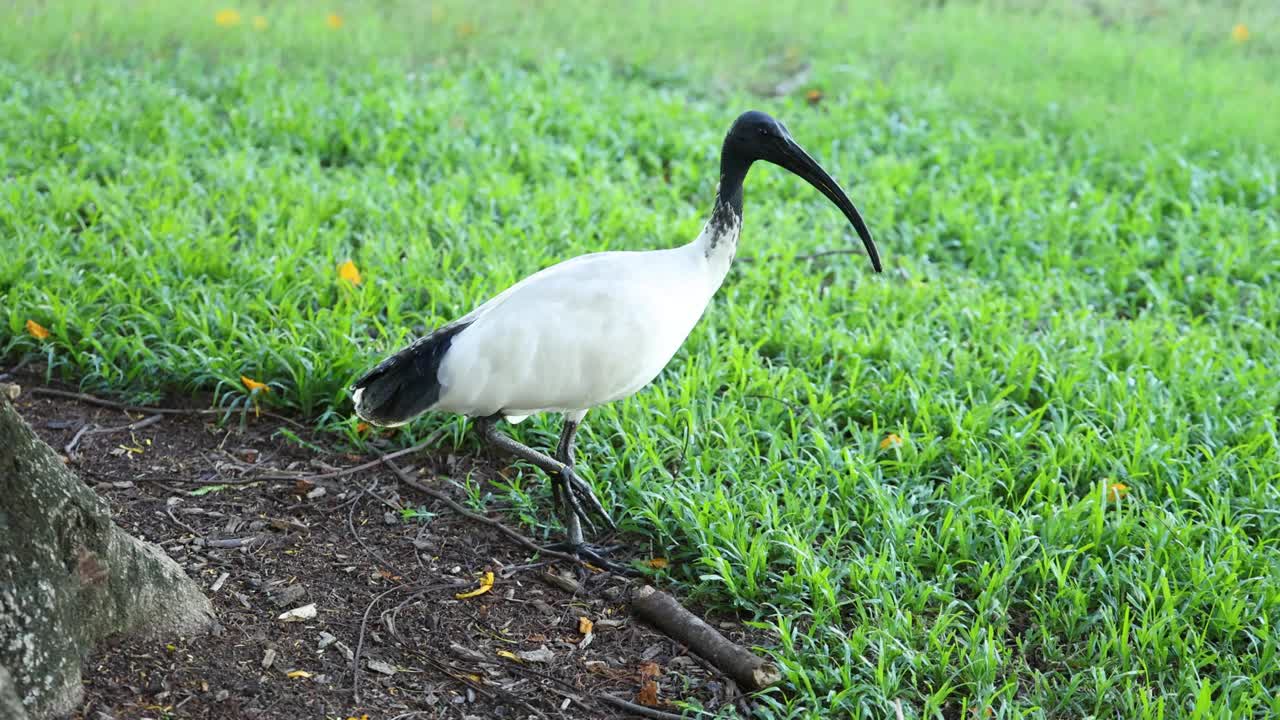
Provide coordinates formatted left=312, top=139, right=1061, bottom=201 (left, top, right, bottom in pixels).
left=455, top=571, right=494, bottom=599
left=214, top=9, right=242, bottom=27
left=1105, top=481, right=1130, bottom=501
left=252, top=15, right=268, bottom=30
left=646, top=558, right=668, bottom=570
left=25, top=319, right=50, bottom=340
left=496, top=649, right=520, bottom=661
left=805, top=88, right=823, bottom=105
left=577, top=617, right=593, bottom=635
left=338, top=259, right=362, bottom=285
left=241, top=375, right=270, bottom=393
left=1232, top=23, right=1249, bottom=43
left=326, top=12, right=344, bottom=29
left=879, top=433, right=903, bottom=450
left=286, top=670, right=312, bottom=679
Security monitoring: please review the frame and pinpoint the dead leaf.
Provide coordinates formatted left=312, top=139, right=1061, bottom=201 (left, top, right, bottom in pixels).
left=25, top=319, right=50, bottom=340
left=577, top=617, right=594, bottom=635
left=455, top=571, right=494, bottom=599
left=639, top=661, right=661, bottom=680
left=646, top=558, right=669, bottom=570
left=366, top=659, right=396, bottom=675
left=286, top=670, right=312, bottom=679
left=496, top=649, right=520, bottom=662
left=356, top=421, right=370, bottom=434
left=637, top=679, right=661, bottom=707
left=338, top=259, right=362, bottom=285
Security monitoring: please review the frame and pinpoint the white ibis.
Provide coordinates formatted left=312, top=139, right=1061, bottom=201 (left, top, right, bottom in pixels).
left=351, top=110, right=881, bottom=567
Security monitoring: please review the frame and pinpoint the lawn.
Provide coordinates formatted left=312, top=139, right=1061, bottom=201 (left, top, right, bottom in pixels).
left=3, top=0, right=1280, bottom=717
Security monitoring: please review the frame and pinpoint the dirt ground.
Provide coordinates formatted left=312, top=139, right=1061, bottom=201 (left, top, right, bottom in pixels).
left=8, top=373, right=763, bottom=720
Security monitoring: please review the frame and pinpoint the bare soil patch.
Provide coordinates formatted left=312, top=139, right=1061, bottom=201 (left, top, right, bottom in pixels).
left=9, top=374, right=760, bottom=719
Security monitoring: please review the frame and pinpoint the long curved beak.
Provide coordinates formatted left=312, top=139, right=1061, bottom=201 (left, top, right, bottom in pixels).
left=774, top=139, right=882, bottom=273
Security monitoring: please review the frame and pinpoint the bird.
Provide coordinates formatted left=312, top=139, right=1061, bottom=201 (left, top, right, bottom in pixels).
left=351, top=110, right=881, bottom=568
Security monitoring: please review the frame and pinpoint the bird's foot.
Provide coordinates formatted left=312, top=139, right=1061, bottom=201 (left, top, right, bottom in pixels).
left=544, top=540, right=637, bottom=576
left=553, top=466, right=617, bottom=532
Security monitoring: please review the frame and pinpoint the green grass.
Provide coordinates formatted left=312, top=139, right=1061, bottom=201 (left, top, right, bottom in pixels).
left=3, top=0, right=1280, bottom=717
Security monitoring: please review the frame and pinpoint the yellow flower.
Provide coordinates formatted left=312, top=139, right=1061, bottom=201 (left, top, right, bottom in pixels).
left=252, top=15, right=268, bottom=30
left=214, top=9, right=242, bottom=27
left=241, top=375, right=270, bottom=393
left=337, top=259, right=362, bottom=285
left=25, top=319, right=50, bottom=340
left=325, top=13, right=344, bottom=30
left=1231, top=24, right=1249, bottom=43
left=1105, top=480, right=1129, bottom=501
left=456, top=21, right=476, bottom=38
left=879, top=433, right=903, bottom=450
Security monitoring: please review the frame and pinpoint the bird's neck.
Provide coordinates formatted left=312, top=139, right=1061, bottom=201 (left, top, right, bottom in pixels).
left=693, top=157, right=749, bottom=281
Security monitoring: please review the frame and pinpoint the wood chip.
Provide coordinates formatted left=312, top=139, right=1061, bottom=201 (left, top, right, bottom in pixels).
left=210, top=572, right=230, bottom=593
left=449, top=643, right=487, bottom=663
left=261, top=648, right=276, bottom=670
left=367, top=660, right=396, bottom=676
left=277, top=603, right=317, bottom=622
left=516, top=646, right=555, bottom=663
left=540, top=570, right=580, bottom=594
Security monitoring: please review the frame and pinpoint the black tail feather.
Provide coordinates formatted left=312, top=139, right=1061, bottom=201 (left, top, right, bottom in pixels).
left=350, top=322, right=470, bottom=426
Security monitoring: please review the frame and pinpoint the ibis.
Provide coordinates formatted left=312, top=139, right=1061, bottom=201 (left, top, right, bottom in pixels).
left=351, top=110, right=881, bottom=566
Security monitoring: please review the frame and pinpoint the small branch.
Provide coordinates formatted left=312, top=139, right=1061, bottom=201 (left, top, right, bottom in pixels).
left=632, top=585, right=781, bottom=692
left=30, top=386, right=307, bottom=430
left=380, top=455, right=593, bottom=571
left=598, top=693, right=690, bottom=720
left=352, top=585, right=404, bottom=704
left=66, top=414, right=166, bottom=459
left=64, top=423, right=93, bottom=459
left=346, top=482, right=408, bottom=579
left=246, top=430, right=445, bottom=483
left=738, top=247, right=867, bottom=264
left=89, top=413, right=165, bottom=435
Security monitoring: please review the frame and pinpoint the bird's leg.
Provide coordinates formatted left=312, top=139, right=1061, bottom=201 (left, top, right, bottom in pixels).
left=546, top=415, right=631, bottom=571
left=474, top=414, right=615, bottom=539
left=553, top=416, right=612, bottom=530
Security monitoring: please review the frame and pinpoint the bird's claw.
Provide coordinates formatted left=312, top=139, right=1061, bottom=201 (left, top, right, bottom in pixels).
left=544, top=540, right=638, bottom=576
left=556, top=466, right=616, bottom=532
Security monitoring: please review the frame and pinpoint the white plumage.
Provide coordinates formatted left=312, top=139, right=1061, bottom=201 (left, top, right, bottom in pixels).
left=434, top=218, right=737, bottom=421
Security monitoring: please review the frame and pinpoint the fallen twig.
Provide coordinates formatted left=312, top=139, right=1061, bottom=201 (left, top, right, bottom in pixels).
left=352, top=585, right=404, bottom=704
left=598, top=693, right=690, bottom=720
left=245, top=429, right=446, bottom=483
left=31, top=386, right=307, bottom=430
left=65, top=413, right=166, bottom=460
left=347, top=481, right=408, bottom=579
left=380, top=455, right=593, bottom=570
left=64, top=423, right=93, bottom=459
left=632, top=585, right=780, bottom=692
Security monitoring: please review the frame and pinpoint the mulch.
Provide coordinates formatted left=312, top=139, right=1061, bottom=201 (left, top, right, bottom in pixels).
left=6, top=372, right=765, bottom=720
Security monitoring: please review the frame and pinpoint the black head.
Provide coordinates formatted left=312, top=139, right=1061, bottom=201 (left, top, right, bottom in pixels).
left=719, top=110, right=882, bottom=273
